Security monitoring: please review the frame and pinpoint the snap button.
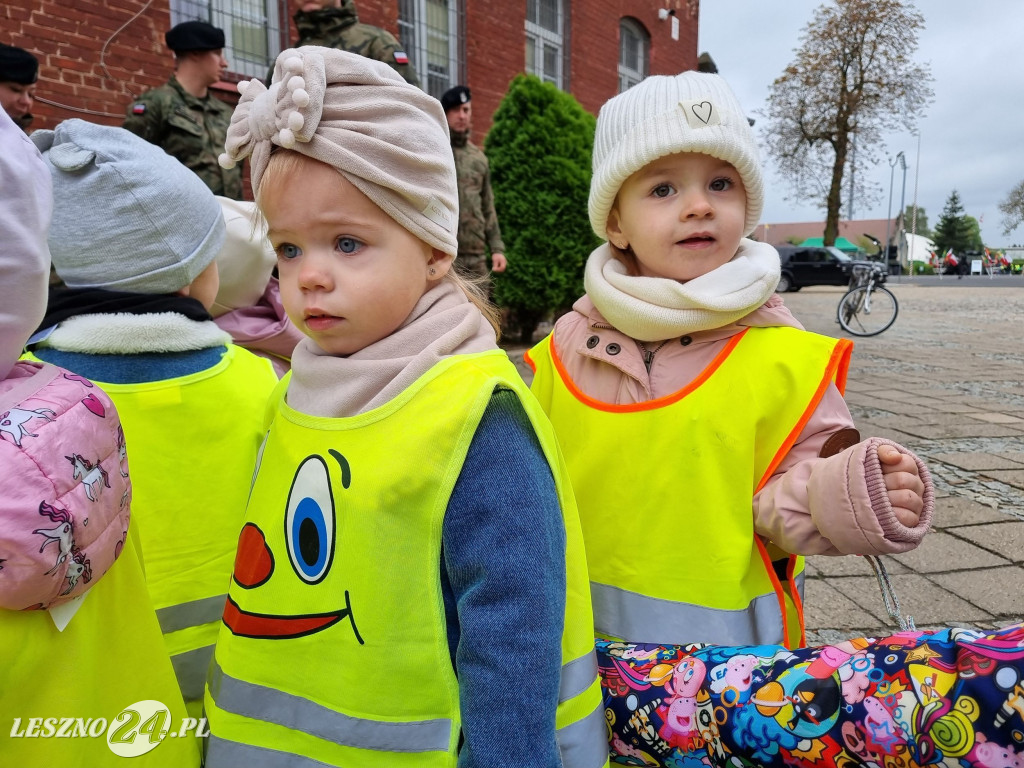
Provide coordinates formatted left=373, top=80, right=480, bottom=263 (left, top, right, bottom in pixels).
left=606, top=343, right=621, bottom=355
left=680, top=335, right=692, bottom=346
left=586, top=335, right=599, bottom=349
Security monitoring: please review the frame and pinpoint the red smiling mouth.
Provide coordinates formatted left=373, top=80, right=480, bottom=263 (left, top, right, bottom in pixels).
left=222, top=593, right=363, bottom=642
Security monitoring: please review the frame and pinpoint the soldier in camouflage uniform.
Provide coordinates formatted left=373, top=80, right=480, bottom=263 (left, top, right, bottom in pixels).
left=441, top=86, right=507, bottom=284
left=283, top=0, right=419, bottom=87
left=124, top=21, right=242, bottom=199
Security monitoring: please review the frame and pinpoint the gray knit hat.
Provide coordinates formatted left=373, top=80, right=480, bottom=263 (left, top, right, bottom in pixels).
left=31, top=119, right=225, bottom=294
left=589, top=71, right=764, bottom=240
left=219, top=46, right=458, bottom=257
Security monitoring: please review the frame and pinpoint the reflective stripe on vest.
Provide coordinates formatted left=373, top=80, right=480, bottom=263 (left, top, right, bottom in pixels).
left=209, top=660, right=453, bottom=752
left=206, top=351, right=606, bottom=767
left=205, top=736, right=336, bottom=768
left=560, top=648, right=599, bottom=703
left=157, top=594, right=228, bottom=634
left=171, top=643, right=215, bottom=702
left=528, top=327, right=850, bottom=649
left=557, top=700, right=609, bottom=768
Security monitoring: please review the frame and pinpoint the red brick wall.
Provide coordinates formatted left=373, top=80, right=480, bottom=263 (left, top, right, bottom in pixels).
left=3, top=0, right=178, bottom=130
left=569, top=1, right=697, bottom=118
left=4, top=0, right=698, bottom=138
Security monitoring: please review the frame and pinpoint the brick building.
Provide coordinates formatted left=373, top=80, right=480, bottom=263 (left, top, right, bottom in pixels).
left=4, top=0, right=698, bottom=144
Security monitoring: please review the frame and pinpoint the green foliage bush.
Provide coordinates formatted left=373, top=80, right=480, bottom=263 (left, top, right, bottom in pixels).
left=912, top=263, right=934, bottom=275
left=485, top=74, right=599, bottom=343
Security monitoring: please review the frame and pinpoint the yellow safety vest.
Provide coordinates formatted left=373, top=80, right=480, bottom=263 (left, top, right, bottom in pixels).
left=528, top=326, right=852, bottom=650
left=0, top=528, right=200, bottom=767
left=25, top=345, right=279, bottom=714
left=204, top=351, right=607, bottom=768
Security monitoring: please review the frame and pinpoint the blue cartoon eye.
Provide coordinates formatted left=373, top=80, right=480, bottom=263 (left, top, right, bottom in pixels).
left=284, top=456, right=336, bottom=584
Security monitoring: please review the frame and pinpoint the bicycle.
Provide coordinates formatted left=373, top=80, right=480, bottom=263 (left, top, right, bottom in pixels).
left=836, top=263, right=898, bottom=336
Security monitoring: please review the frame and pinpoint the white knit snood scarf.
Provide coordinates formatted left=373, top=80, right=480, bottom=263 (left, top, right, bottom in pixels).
left=584, top=238, right=782, bottom=342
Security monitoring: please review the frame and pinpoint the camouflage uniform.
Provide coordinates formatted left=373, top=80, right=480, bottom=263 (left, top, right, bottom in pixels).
left=288, top=0, right=420, bottom=87
left=452, top=130, right=505, bottom=279
left=123, top=76, right=242, bottom=199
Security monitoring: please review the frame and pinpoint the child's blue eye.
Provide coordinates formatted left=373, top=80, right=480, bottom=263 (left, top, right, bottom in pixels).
left=337, top=237, right=361, bottom=254
left=652, top=183, right=674, bottom=198
left=275, top=243, right=301, bottom=260
left=709, top=177, right=733, bottom=192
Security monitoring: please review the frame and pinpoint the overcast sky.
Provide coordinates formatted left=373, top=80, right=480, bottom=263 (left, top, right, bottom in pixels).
left=697, top=1, right=1024, bottom=246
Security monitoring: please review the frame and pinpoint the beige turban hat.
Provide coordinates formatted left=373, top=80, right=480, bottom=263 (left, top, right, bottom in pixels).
left=219, top=46, right=458, bottom=256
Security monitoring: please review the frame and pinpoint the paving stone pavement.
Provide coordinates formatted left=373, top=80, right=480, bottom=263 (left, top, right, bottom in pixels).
left=503, top=280, right=1024, bottom=645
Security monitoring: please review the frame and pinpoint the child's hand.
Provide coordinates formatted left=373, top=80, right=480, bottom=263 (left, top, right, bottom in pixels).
left=878, top=444, right=925, bottom=527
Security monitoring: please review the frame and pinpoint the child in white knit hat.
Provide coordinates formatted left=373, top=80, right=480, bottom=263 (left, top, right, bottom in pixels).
left=27, top=119, right=279, bottom=719
left=210, top=196, right=303, bottom=376
left=527, top=72, right=934, bottom=651
left=206, top=46, right=605, bottom=768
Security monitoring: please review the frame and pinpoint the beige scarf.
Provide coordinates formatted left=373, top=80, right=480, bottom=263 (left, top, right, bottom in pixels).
left=584, top=238, right=781, bottom=342
left=287, top=280, right=498, bottom=417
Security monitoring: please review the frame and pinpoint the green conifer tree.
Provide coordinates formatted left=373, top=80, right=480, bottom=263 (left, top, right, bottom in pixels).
left=485, top=75, right=599, bottom=343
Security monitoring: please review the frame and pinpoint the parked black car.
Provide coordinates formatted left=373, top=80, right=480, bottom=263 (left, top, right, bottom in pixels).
left=774, top=245, right=882, bottom=292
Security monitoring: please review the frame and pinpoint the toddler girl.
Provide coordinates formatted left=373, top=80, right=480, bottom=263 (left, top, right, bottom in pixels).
left=204, top=47, right=607, bottom=768
left=527, top=71, right=934, bottom=651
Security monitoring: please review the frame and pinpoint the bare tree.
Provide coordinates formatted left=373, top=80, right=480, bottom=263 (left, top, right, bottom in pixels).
left=762, top=0, right=933, bottom=245
left=998, top=179, right=1024, bottom=235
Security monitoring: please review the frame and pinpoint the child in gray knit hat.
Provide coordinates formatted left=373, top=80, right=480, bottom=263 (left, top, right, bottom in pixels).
left=528, top=72, right=933, bottom=656
left=0, top=110, right=200, bottom=767
left=204, top=46, right=605, bottom=768
left=27, top=118, right=279, bottom=719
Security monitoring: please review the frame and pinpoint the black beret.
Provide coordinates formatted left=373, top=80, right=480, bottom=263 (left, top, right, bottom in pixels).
left=165, top=21, right=225, bottom=53
left=0, top=44, right=39, bottom=85
left=440, top=85, right=471, bottom=113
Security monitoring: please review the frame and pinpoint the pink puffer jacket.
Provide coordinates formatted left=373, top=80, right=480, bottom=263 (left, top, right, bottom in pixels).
left=0, top=361, right=131, bottom=610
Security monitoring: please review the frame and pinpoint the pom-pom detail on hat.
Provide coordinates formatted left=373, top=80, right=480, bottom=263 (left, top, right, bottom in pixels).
left=292, top=88, right=309, bottom=108
left=219, top=152, right=236, bottom=169
left=287, top=111, right=304, bottom=131
left=287, top=76, right=305, bottom=93
left=277, top=128, right=296, bottom=148
left=284, top=56, right=303, bottom=75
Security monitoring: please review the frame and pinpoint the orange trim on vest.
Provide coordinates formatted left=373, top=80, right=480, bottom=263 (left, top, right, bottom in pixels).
left=834, top=338, right=854, bottom=394
left=524, top=348, right=537, bottom=374
left=756, top=337, right=854, bottom=492
left=753, top=535, right=793, bottom=649
left=787, top=555, right=807, bottom=647
left=550, top=329, right=749, bottom=413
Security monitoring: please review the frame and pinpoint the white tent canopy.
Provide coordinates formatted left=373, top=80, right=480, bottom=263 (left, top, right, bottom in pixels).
left=903, top=232, right=936, bottom=264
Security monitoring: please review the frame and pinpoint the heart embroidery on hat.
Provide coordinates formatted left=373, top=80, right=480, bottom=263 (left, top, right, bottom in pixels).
left=691, top=101, right=713, bottom=124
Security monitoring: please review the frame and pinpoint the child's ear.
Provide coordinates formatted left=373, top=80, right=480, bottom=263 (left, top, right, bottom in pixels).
left=605, top=208, right=626, bottom=249
left=427, top=248, right=454, bottom=282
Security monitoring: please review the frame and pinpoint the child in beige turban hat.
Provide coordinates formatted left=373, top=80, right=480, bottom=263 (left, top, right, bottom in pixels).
left=205, top=46, right=607, bottom=768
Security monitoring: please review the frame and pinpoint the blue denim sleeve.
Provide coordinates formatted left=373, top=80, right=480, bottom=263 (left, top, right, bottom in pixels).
left=441, top=388, right=567, bottom=768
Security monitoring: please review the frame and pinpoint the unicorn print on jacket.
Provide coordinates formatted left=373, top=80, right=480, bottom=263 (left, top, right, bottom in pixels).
left=0, top=406, right=56, bottom=447
left=66, top=453, right=110, bottom=502
left=33, top=501, right=77, bottom=575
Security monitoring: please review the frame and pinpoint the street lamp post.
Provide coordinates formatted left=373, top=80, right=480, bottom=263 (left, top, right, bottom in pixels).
left=884, top=151, right=906, bottom=281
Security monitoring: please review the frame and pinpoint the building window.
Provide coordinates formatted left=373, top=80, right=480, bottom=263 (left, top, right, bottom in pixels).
left=618, top=18, right=649, bottom=92
left=525, top=0, right=563, bottom=88
left=171, top=0, right=284, bottom=80
left=398, top=0, right=461, bottom=99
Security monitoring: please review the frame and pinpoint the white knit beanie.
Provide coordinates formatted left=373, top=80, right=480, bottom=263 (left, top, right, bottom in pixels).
left=210, top=197, right=276, bottom=318
left=220, top=46, right=458, bottom=257
left=31, top=119, right=225, bottom=294
left=589, top=71, right=764, bottom=240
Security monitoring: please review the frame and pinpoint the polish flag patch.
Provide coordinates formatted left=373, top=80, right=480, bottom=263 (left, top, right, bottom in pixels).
left=393, top=51, right=409, bottom=65
left=132, top=104, right=146, bottom=114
